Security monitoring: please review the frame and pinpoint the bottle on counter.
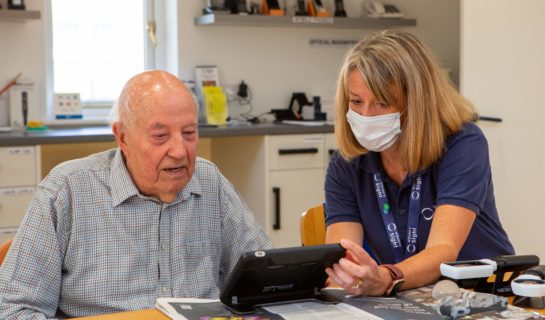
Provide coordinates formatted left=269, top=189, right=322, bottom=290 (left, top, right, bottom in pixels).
left=185, top=80, right=207, bottom=124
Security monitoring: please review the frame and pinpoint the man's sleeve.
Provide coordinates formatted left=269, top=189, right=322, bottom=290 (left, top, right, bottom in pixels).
left=0, top=183, right=66, bottom=320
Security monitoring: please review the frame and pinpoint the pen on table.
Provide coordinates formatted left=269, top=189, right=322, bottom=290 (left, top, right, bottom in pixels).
left=0, top=72, right=22, bottom=96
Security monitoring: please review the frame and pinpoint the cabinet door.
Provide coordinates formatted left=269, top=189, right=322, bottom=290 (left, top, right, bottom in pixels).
left=0, top=187, right=34, bottom=228
left=268, top=168, right=325, bottom=248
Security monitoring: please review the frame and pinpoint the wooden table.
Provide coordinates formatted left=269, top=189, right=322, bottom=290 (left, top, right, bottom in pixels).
left=71, top=309, right=168, bottom=320
left=71, top=303, right=545, bottom=320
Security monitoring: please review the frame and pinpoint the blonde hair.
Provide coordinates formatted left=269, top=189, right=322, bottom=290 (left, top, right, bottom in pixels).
left=334, top=30, right=476, bottom=172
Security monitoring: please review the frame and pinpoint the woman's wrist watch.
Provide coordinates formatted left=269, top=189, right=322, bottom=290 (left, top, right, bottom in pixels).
left=381, top=264, right=405, bottom=296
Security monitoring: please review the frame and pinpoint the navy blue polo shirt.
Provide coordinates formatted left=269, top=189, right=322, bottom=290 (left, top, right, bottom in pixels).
left=325, top=122, right=514, bottom=264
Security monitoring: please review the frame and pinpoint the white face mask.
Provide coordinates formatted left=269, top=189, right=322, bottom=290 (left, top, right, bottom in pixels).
left=346, top=108, right=401, bottom=152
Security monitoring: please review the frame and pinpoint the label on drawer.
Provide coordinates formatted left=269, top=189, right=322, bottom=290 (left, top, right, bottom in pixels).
left=302, top=136, right=324, bottom=143
left=0, top=228, right=17, bottom=243
left=0, top=187, right=35, bottom=195
left=7, top=147, right=33, bottom=156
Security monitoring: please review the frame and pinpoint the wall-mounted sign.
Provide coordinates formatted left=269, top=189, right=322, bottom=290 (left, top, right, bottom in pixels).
left=308, top=38, right=358, bottom=48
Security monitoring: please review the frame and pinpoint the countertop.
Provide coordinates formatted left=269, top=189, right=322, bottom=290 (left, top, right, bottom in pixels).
left=0, top=122, right=335, bottom=146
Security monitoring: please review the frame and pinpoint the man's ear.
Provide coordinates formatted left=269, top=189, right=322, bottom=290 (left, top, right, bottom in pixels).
left=112, top=122, right=129, bottom=155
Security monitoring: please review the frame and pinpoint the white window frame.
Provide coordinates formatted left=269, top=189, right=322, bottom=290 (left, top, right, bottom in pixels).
left=44, top=0, right=179, bottom=125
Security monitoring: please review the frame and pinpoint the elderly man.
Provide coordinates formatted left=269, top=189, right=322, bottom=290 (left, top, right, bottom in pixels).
left=0, top=70, right=272, bottom=319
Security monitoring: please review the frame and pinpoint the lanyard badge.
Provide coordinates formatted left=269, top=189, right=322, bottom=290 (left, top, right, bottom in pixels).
left=373, top=173, right=422, bottom=263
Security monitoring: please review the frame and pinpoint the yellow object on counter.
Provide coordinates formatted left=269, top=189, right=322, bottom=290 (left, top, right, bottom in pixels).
left=26, top=120, right=48, bottom=131
left=202, top=86, right=228, bottom=125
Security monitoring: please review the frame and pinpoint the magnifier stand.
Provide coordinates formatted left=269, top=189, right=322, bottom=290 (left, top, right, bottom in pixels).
left=473, top=270, right=520, bottom=296
left=512, top=295, right=545, bottom=309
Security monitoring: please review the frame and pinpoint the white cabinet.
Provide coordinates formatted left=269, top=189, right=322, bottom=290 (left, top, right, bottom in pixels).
left=212, top=134, right=331, bottom=247
left=0, top=146, right=40, bottom=242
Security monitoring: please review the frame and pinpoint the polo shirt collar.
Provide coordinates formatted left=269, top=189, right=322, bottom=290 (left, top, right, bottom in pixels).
left=358, top=151, right=431, bottom=185
left=110, top=149, right=202, bottom=207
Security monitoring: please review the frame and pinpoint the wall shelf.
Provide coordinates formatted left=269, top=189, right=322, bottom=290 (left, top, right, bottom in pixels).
left=194, top=14, right=416, bottom=29
left=0, top=10, right=41, bottom=22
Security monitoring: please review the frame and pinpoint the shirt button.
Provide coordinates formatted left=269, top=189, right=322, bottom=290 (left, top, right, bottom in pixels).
left=161, top=244, right=166, bottom=250
left=399, top=209, right=406, bottom=215
left=162, top=287, right=168, bottom=292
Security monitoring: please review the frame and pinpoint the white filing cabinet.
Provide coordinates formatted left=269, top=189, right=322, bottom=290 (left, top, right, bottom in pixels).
left=0, top=146, right=40, bottom=242
left=212, top=134, right=331, bottom=248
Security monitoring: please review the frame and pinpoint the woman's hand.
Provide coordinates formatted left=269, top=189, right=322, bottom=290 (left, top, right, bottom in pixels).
left=325, top=239, right=391, bottom=296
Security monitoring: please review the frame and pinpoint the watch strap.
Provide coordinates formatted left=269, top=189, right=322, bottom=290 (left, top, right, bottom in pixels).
left=381, top=264, right=404, bottom=296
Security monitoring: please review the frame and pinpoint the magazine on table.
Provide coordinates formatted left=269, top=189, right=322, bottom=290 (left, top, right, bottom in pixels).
left=155, top=298, right=283, bottom=320
left=156, top=294, right=445, bottom=320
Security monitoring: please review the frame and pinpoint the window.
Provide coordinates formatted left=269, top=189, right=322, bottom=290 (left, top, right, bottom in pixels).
left=46, top=0, right=179, bottom=122
left=51, top=0, right=147, bottom=108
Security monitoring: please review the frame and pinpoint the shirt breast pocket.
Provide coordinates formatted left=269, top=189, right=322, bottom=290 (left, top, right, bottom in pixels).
left=176, top=241, right=221, bottom=297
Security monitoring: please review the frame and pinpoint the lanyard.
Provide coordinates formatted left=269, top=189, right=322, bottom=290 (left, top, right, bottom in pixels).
left=373, top=172, right=422, bottom=263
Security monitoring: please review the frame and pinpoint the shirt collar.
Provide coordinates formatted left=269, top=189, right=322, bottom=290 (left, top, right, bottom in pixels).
left=110, top=149, right=202, bottom=207
left=358, top=151, right=431, bottom=185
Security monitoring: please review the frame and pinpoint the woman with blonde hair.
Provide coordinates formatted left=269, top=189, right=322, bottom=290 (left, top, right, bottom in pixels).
left=324, top=30, right=513, bottom=297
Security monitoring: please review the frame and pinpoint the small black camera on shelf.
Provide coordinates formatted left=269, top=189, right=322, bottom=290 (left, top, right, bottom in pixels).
left=8, top=0, right=26, bottom=10
left=295, top=0, right=308, bottom=16
left=313, top=96, right=327, bottom=121
left=334, top=0, right=347, bottom=17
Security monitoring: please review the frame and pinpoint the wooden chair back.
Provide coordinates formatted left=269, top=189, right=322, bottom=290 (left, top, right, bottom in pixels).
left=0, top=239, right=13, bottom=266
left=300, top=204, right=326, bottom=246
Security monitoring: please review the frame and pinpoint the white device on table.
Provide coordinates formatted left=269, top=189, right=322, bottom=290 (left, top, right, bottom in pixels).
left=440, top=259, right=497, bottom=280
left=511, top=265, right=545, bottom=297
left=512, top=275, right=545, bottom=297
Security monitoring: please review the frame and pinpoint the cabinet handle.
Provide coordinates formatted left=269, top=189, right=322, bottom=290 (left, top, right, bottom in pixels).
left=478, top=116, right=502, bottom=122
left=278, top=148, right=318, bottom=155
left=272, top=187, right=281, bottom=230
left=328, top=149, right=335, bottom=157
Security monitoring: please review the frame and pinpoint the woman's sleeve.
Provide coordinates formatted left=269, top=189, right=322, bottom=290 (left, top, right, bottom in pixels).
left=435, top=126, right=492, bottom=214
left=324, top=152, right=362, bottom=226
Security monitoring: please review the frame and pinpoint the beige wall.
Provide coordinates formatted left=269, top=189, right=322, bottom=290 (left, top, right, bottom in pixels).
left=1, top=0, right=460, bottom=124
left=178, top=0, right=460, bottom=120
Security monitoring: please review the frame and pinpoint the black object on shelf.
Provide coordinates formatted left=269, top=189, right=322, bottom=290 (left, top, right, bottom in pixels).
left=334, top=0, right=347, bottom=17
left=8, top=0, right=25, bottom=10
left=295, top=0, right=308, bottom=16
left=289, top=92, right=312, bottom=116
left=224, top=0, right=247, bottom=14
left=203, top=0, right=230, bottom=15
left=313, top=96, right=327, bottom=121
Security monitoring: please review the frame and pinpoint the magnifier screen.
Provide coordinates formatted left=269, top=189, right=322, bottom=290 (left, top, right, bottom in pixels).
left=451, top=261, right=491, bottom=267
